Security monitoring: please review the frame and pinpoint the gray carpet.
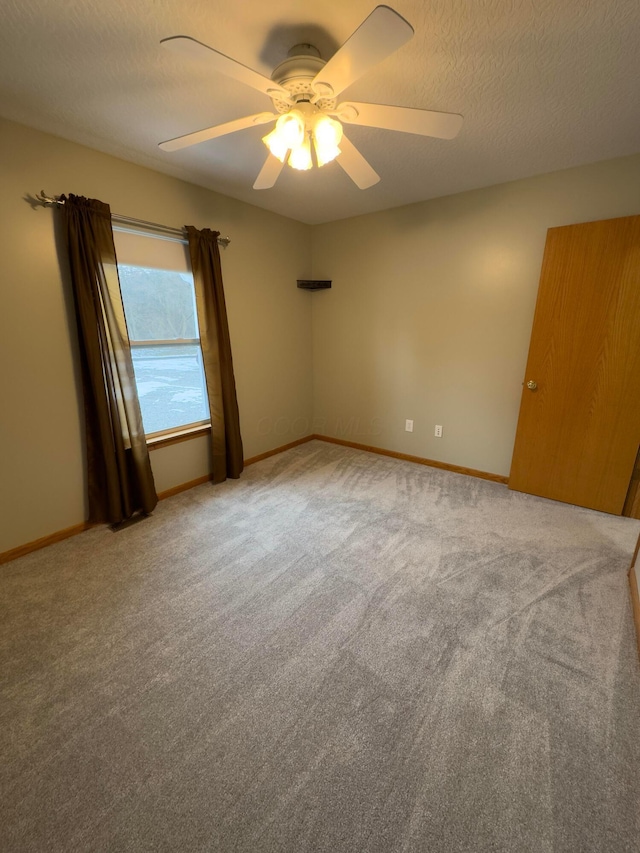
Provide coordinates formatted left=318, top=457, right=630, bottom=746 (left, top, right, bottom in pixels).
left=2, top=440, right=639, bottom=852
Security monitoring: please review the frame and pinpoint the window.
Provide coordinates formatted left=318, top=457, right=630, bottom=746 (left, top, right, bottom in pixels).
left=113, top=227, right=210, bottom=437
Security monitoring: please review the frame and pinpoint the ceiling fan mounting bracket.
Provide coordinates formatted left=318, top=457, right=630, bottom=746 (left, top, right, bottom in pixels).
left=287, top=44, right=321, bottom=58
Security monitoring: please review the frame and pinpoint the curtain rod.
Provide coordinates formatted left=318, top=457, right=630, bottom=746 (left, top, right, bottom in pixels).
left=34, top=191, right=231, bottom=248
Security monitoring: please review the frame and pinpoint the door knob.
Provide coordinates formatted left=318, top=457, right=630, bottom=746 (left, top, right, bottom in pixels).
left=526, top=380, right=537, bottom=390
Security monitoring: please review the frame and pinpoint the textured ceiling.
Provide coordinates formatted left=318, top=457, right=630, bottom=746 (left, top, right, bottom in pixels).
left=2, top=0, right=640, bottom=224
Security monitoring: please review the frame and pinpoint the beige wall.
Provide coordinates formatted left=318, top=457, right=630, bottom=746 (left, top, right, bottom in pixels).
left=0, top=118, right=312, bottom=553
left=310, top=154, right=640, bottom=477
left=3, top=114, right=640, bottom=556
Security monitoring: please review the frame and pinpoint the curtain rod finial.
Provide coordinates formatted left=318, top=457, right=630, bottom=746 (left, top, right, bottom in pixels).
left=36, top=191, right=64, bottom=207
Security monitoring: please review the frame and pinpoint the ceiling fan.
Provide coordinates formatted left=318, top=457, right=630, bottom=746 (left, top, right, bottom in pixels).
left=159, top=5, right=463, bottom=190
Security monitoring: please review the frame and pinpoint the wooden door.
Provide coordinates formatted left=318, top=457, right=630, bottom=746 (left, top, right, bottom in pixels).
left=509, top=215, right=640, bottom=514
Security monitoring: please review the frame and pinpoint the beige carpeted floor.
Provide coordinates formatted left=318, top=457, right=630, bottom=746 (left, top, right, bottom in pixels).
left=2, top=440, right=639, bottom=852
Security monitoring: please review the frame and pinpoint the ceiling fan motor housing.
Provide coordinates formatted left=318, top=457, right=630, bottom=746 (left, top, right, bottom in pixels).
left=269, top=45, right=336, bottom=114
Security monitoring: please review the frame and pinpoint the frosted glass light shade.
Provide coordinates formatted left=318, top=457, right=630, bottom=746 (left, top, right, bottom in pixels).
left=278, top=111, right=305, bottom=147
left=314, top=115, right=343, bottom=147
left=314, top=139, right=341, bottom=167
left=313, top=116, right=343, bottom=167
left=262, top=128, right=288, bottom=162
left=262, top=110, right=305, bottom=161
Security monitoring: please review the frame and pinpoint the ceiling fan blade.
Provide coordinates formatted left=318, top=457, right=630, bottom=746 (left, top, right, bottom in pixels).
left=161, top=36, right=291, bottom=101
left=159, top=112, right=277, bottom=152
left=312, top=6, right=413, bottom=100
left=253, top=154, right=286, bottom=190
left=336, top=135, right=380, bottom=189
left=336, top=102, right=463, bottom=139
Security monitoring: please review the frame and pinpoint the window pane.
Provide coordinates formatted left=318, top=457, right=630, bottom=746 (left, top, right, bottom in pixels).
left=131, top=344, right=209, bottom=435
left=119, top=265, right=198, bottom=340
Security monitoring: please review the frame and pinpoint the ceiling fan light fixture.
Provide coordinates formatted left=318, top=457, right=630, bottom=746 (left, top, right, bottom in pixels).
left=288, top=135, right=313, bottom=171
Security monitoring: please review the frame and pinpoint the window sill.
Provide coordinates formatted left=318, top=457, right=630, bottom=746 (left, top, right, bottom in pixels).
left=147, top=424, right=211, bottom=451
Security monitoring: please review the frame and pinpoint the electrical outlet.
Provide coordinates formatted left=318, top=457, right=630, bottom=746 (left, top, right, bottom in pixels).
left=405, top=419, right=414, bottom=433
left=434, top=424, right=443, bottom=438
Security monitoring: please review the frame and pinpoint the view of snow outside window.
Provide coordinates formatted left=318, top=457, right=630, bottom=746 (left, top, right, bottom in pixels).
left=118, top=265, right=210, bottom=435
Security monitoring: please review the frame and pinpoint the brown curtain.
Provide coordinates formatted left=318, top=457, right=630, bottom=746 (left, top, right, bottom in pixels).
left=186, top=226, right=243, bottom=482
left=61, top=194, right=158, bottom=523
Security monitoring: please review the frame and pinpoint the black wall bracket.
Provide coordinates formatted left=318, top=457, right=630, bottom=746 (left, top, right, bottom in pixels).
left=297, top=280, right=332, bottom=290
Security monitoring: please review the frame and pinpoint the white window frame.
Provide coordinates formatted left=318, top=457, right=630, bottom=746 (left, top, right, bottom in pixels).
left=114, top=226, right=211, bottom=441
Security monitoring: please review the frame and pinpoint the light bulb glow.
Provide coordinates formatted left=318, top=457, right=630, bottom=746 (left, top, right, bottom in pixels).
left=262, top=128, right=288, bottom=162
left=277, top=110, right=305, bottom=148
left=314, top=115, right=343, bottom=147
left=313, top=116, right=343, bottom=167
left=313, top=139, right=341, bottom=167
left=262, top=110, right=305, bottom=162
left=288, top=135, right=312, bottom=171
